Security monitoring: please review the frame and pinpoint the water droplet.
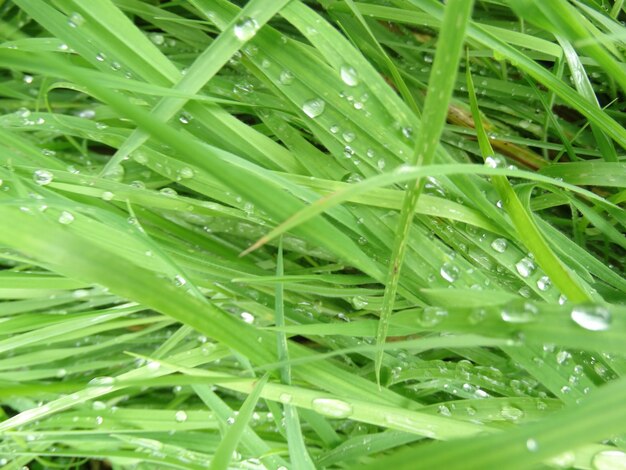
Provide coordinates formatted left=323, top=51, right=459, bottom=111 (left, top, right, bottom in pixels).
left=173, top=275, right=187, bottom=287
left=437, top=405, right=451, bottom=416
left=485, top=155, right=505, bottom=168
left=240, top=311, right=254, bottom=324
left=571, top=304, right=611, bottom=331
left=302, top=98, right=326, bottom=118
left=101, top=191, right=114, bottom=201
left=233, top=17, right=259, bottom=41
left=33, top=169, right=53, bottom=186
left=68, top=12, right=85, bottom=28
left=515, top=257, right=536, bottom=278
left=88, top=376, right=115, bottom=386
left=279, top=69, right=294, bottom=85
left=418, top=307, right=448, bottom=327
left=536, top=276, right=551, bottom=291
left=175, top=410, right=188, bottom=422
left=311, top=397, right=353, bottom=418
left=226, top=416, right=236, bottom=425
left=366, top=148, right=375, bottom=158
left=556, top=350, right=571, bottom=365
left=329, top=124, right=339, bottom=134
left=377, top=159, right=386, bottom=170
left=490, top=238, right=507, bottom=253
left=179, top=167, right=194, bottom=179
left=592, top=450, right=626, bottom=469
left=340, top=65, right=359, bottom=86
left=160, top=187, right=177, bottom=197
left=179, top=112, right=192, bottom=124
left=96, top=52, right=106, bottom=62
left=526, top=438, right=539, bottom=452
left=150, top=33, right=165, bottom=45
left=352, top=296, right=368, bottom=309
left=343, top=146, right=354, bottom=159
left=501, top=302, right=537, bottom=323
left=440, top=262, right=459, bottom=283
left=58, top=211, right=75, bottom=225
left=401, top=127, right=413, bottom=139
left=342, top=131, right=355, bottom=143
left=279, top=393, right=292, bottom=404
left=23, top=74, right=33, bottom=84
left=147, top=360, right=161, bottom=371
left=500, top=405, right=524, bottom=421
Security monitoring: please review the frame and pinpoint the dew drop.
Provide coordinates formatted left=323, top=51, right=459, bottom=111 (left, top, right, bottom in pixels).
left=33, top=169, right=53, bottom=186
left=418, top=307, right=447, bottom=327
left=179, top=167, right=194, bottom=179
left=279, top=69, right=294, bottom=85
left=501, top=302, right=537, bottom=324
left=234, top=17, right=259, bottom=41
left=515, top=257, right=536, bottom=278
left=556, top=350, right=571, bottom=365
left=58, top=211, right=75, bottom=225
left=88, top=376, right=115, bottom=386
left=173, top=275, right=187, bottom=287
left=311, top=398, right=353, bottom=418
left=68, top=12, right=85, bottom=28
left=401, top=127, right=413, bottom=139
left=279, top=393, right=293, bottom=404
left=340, top=65, right=359, bottom=86
left=175, top=410, right=188, bottom=423
left=500, top=405, right=524, bottom=421
left=101, top=191, right=114, bottom=201
left=352, top=296, right=368, bottom=309
left=490, top=238, right=507, bottom=253
left=302, top=98, right=326, bottom=118
left=592, top=450, right=626, bottom=470
left=150, top=33, right=165, bottom=46
left=440, top=262, right=459, bottom=283
left=536, top=276, right=551, bottom=291
left=342, top=131, right=355, bottom=143
left=160, top=187, right=177, bottom=197
left=240, top=311, right=255, bottom=324
left=526, top=438, right=539, bottom=452
left=571, top=304, right=612, bottom=331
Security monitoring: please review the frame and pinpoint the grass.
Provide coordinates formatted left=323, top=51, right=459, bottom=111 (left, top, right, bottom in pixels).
left=0, top=0, right=625, bottom=468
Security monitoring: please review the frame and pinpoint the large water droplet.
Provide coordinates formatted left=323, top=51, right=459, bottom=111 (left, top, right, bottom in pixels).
left=311, top=397, right=353, bottom=418
left=101, top=191, right=114, bottom=201
left=302, top=98, right=326, bottom=118
left=501, top=302, right=537, bottom=323
left=279, top=393, right=293, bottom=404
left=33, top=169, right=53, bottom=186
left=536, top=275, right=551, bottom=291
left=592, top=450, right=626, bottom=470
left=500, top=405, right=524, bottom=421
left=279, top=69, right=294, bottom=85
left=490, top=238, right=507, bottom=253
left=340, top=65, right=359, bottom=86
left=68, top=12, right=85, bottom=28
left=233, top=17, right=259, bottom=41
left=418, top=308, right=447, bottom=327
left=240, top=311, right=255, bottom=324
left=526, top=438, right=539, bottom=452
left=571, top=304, right=611, bottom=331
left=515, top=257, right=536, bottom=278
left=440, top=263, right=459, bottom=283
left=175, top=410, right=188, bottom=422
left=88, top=376, right=115, bottom=386
left=58, top=211, right=75, bottom=225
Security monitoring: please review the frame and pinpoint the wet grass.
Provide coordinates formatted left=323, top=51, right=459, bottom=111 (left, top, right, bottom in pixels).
left=0, top=0, right=625, bottom=468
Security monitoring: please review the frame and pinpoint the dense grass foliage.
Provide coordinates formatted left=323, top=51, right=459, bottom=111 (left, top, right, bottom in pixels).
left=1, top=0, right=625, bottom=468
